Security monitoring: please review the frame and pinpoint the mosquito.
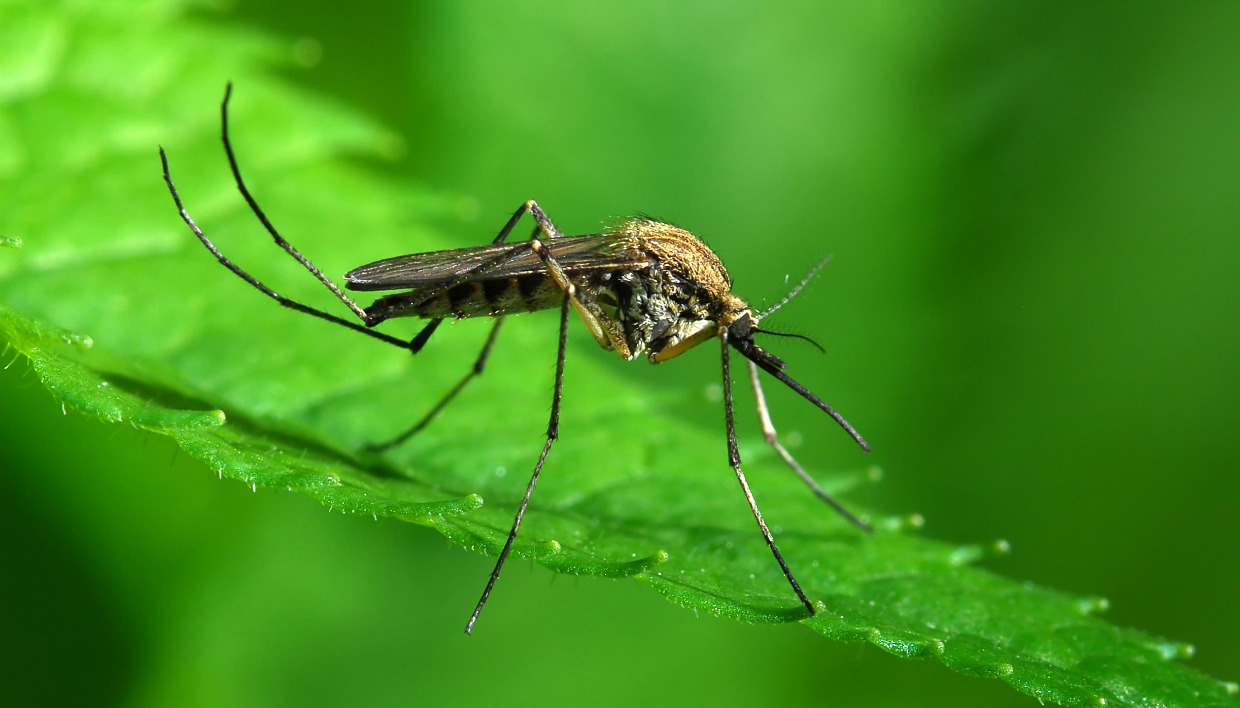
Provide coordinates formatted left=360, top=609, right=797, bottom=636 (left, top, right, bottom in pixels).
left=159, top=84, right=871, bottom=634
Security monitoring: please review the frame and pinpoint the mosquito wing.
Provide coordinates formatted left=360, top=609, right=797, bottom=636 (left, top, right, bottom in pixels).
left=345, top=233, right=640, bottom=292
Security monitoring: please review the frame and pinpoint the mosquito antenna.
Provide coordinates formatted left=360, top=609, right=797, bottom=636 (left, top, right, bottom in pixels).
left=754, top=328, right=826, bottom=355
left=759, top=254, right=832, bottom=320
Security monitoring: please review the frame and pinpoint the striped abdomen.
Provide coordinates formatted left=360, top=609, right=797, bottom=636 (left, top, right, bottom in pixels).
left=363, top=273, right=565, bottom=320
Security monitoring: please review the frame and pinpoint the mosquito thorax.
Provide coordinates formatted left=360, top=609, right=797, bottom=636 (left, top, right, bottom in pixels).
left=582, top=218, right=753, bottom=363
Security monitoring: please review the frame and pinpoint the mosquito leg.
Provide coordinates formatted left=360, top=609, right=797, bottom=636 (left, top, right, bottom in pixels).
left=365, top=318, right=506, bottom=452
left=161, top=83, right=433, bottom=352
left=720, top=332, right=816, bottom=618
left=163, top=91, right=568, bottom=459
left=160, top=147, right=418, bottom=350
left=519, top=201, right=604, bottom=311
left=365, top=201, right=610, bottom=460
left=746, top=359, right=870, bottom=532
left=360, top=202, right=557, bottom=448
left=465, top=295, right=570, bottom=634
left=522, top=200, right=565, bottom=239
left=214, top=84, right=379, bottom=324
left=514, top=201, right=624, bottom=352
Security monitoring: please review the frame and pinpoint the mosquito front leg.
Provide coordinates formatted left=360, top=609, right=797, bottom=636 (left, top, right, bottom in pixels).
left=721, top=331, right=817, bottom=618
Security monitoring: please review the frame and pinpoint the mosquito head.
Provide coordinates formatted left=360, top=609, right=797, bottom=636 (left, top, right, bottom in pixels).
left=723, top=310, right=794, bottom=378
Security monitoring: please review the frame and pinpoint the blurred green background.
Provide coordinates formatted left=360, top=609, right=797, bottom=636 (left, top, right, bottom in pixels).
left=2, top=2, right=1237, bottom=706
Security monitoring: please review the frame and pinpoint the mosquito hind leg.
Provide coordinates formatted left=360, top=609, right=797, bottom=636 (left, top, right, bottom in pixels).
left=160, top=149, right=421, bottom=352
left=160, top=84, right=427, bottom=351
left=217, top=83, right=377, bottom=325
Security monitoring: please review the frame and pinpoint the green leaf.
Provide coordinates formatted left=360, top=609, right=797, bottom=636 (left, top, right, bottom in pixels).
left=0, top=2, right=1234, bottom=707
